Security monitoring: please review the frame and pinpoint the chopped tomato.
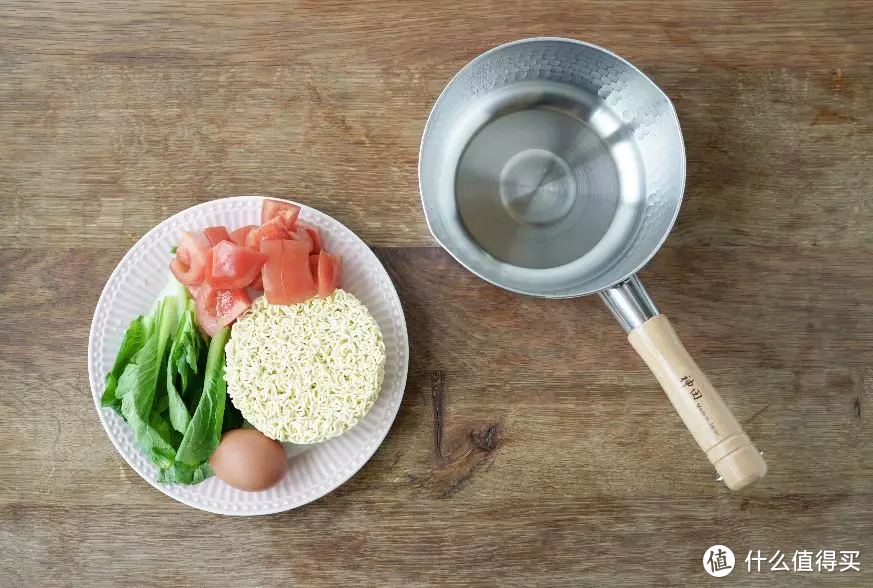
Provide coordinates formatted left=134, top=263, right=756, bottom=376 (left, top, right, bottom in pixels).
left=262, top=199, right=301, bottom=228
left=316, top=250, right=337, bottom=298
left=308, top=254, right=319, bottom=282
left=249, top=273, right=264, bottom=291
left=204, top=241, right=266, bottom=289
left=229, top=225, right=257, bottom=247
left=297, top=221, right=324, bottom=254
left=287, top=228, right=314, bottom=253
left=193, top=282, right=251, bottom=337
left=244, top=217, right=288, bottom=250
left=243, top=228, right=259, bottom=250
left=260, top=240, right=317, bottom=305
left=276, top=208, right=301, bottom=232
left=330, top=253, right=343, bottom=289
left=203, top=226, right=231, bottom=246
left=169, top=231, right=211, bottom=286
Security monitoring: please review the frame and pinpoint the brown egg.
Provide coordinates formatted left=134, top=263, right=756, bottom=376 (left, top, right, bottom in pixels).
left=209, top=428, right=288, bottom=491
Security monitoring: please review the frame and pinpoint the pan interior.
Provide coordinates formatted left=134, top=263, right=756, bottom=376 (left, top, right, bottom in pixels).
left=419, top=39, right=686, bottom=297
left=455, top=81, right=646, bottom=270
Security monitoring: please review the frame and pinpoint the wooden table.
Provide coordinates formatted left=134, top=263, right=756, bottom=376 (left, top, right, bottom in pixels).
left=2, top=1, right=872, bottom=585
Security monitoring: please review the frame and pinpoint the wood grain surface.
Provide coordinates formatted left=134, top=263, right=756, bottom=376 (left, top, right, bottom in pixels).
left=2, top=0, right=873, bottom=586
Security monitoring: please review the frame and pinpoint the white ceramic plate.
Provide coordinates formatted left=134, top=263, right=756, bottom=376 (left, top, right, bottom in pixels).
left=88, top=196, right=409, bottom=515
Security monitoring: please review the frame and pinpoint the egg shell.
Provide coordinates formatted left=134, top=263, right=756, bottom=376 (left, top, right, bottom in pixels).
left=209, top=428, right=288, bottom=492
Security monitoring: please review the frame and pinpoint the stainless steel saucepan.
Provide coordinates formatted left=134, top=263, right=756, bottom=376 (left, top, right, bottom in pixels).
left=419, top=37, right=766, bottom=490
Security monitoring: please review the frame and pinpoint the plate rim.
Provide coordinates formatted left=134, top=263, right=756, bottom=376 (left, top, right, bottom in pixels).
left=88, top=195, right=409, bottom=515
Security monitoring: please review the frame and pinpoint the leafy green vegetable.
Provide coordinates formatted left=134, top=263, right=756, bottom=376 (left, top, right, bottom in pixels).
left=157, top=461, right=214, bottom=485
left=166, top=298, right=205, bottom=434
left=170, top=246, right=178, bottom=254
left=182, top=356, right=207, bottom=416
left=104, top=281, right=242, bottom=485
left=176, top=327, right=230, bottom=466
left=150, top=409, right=175, bottom=448
left=191, top=462, right=214, bottom=484
left=153, top=389, right=169, bottom=415
left=116, top=296, right=179, bottom=469
left=152, top=358, right=170, bottom=415
left=101, top=316, right=147, bottom=412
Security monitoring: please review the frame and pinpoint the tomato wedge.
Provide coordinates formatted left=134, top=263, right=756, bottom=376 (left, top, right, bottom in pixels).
left=169, top=231, right=211, bottom=286
left=262, top=199, right=301, bottom=228
left=203, top=226, right=231, bottom=246
left=308, top=254, right=319, bottom=282
left=316, top=250, right=337, bottom=298
left=193, top=282, right=251, bottom=337
left=330, top=253, right=342, bottom=289
left=244, top=216, right=288, bottom=250
left=260, top=240, right=317, bottom=305
left=297, top=221, right=324, bottom=254
left=287, top=228, right=314, bottom=253
left=229, top=225, right=257, bottom=247
left=204, top=241, right=266, bottom=289
left=276, top=208, right=300, bottom=232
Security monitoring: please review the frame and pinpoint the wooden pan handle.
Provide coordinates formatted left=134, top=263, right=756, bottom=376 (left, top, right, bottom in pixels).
left=628, top=315, right=767, bottom=491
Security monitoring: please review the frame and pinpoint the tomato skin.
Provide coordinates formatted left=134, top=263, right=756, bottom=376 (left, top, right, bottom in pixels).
left=169, top=231, right=211, bottom=286
left=244, top=216, right=288, bottom=250
left=276, top=208, right=301, bottom=232
left=229, top=225, right=257, bottom=247
left=193, top=281, right=251, bottom=337
left=330, top=253, right=343, bottom=289
left=287, top=228, right=314, bottom=253
left=316, top=250, right=336, bottom=298
left=169, top=258, right=191, bottom=285
left=243, top=229, right=258, bottom=250
left=297, top=221, right=324, bottom=254
left=204, top=226, right=232, bottom=246
left=308, top=254, right=319, bottom=282
left=261, top=200, right=301, bottom=228
left=260, top=239, right=318, bottom=305
left=204, top=241, right=267, bottom=289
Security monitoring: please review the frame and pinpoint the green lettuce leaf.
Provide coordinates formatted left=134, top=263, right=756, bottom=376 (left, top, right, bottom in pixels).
left=105, top=281, right=231, bottom=485
left=175, top=327, right=230, bottom=466
left=166, top=298, right=205, bottom=434
left=101, top=316, right=147, bottom=412
left=117, top=296, right=179, bottom=469
left=149, top=410, right=174, bottom=447
left=152, top=357, right=170, bottom=415
left=157, top=461, right=214, bottom=485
